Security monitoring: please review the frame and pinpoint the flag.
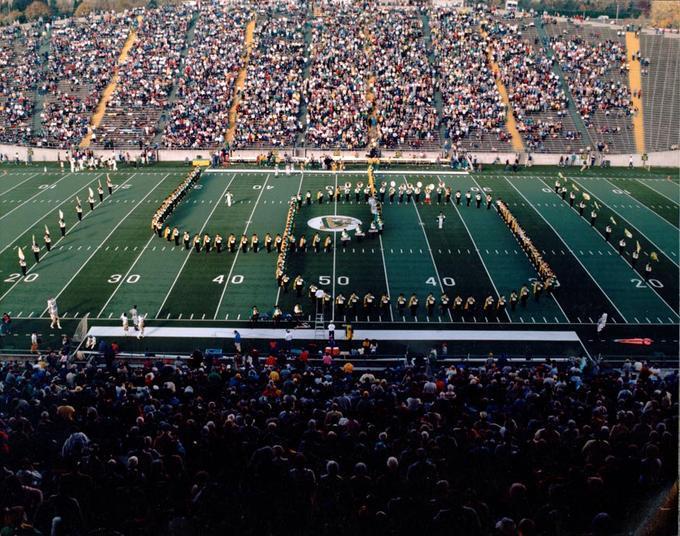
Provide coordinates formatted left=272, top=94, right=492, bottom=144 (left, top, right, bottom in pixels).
left=650, top=251, right=658, bottom=261
left=558, top=172, right=564, bottom=180
left=88, top=187, right=94, bottom=198
left=76, top=196, right=81, bottom=205
left=636, top=241, right=641, bottom=254
left=624, top=229, right=633, bottom=238
left=610, top=216, right=617, bottom=225
left=98, top=179, right=102, bottom=187
left=32, top=235, right=36, bottom=247
left=572, top=184, right=579, bottom=191
left=17, top=247, right=24, bottom=261
left=596, top=313, right=608, bottom=333
left=44, top=224, right=50, bottom=235
left=59, top=209, right=64, bottom=220
left=582, top=192, right=591, bottom=201
left=594, top=201, right=600, bottom=210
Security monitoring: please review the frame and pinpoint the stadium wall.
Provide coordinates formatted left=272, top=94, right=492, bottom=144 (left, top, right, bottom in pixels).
left=2, top=144, right=678, bottom=167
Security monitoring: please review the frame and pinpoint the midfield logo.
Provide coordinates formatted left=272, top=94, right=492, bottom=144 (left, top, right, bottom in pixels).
left=307, top=216, right=362, bottom=232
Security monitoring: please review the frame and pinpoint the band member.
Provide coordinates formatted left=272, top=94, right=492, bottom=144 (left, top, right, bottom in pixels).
left=363, top=292, right=375, bottom=317
left=569, top=191, right=576, bottom=207
left=475, top=192, right=482, bottom=208
left=497, top=295, right=506, bottom=315
left=578, top=200, right=586, bottom=217
left=226, top=191, right=234, bottom=207
left=172, top=227, right=180, bottom=246
left=264, top=233, right=273, bottom=252
left=604, top=225, right=612, bottom=242
left=452, top=295, right=463, bottom=313
left=294, top=276, right=304, bottom=297
left=305, top=190, right=312, bottom=206
left=519, top=286, right=529, bottom=306
left=408, top=293, right=418, bottom=317
left=440, top=293, right=450, bottom=314
left=75, top=198, right=83, bottom=221
left=203, top=233, right=211, bottom=253
left=240, top=234, right=249, bottom=252
left=97, top=182, right=104, bottom=202
left=455, top=190, right=462, bottom=205
left=106, top=174, right=113, bottom=195
left=323, top=235, right=332, bottom=252
left=509, top=291, right=518, bottom=310
left=380, top=293, right=390, bottom=317
left=590, top=210, right=598, bottom=226
left=183, top=231, right=191, bottom=249
left=483, top=296, right=494, bottom=314
left=425, top=293, right=436, bottom=316
left=274, top=234, right=283, bottom=253
left=398, top=185, right=405, bottom=204
left=32, top=240, right=40, bottom=263
left=436, top=186, right=442, bottom=204
left=340, top=230, right=350, bottom=249
left=397, top=293, right=406, bottom=315
left=47, top=297, right=61, bottom=329
left=389, top=185, right=396, bottom=204
left=344, top=183, right=351, bottom=202
left=312, top=233, right=321, bottom=253
left=486, top=194, right=492, bottom=209
left=193, top=234, right=201, bottom=253
left=88, top=190, right=95, bottom=211
left=335, top=293, right=346, bottom=317
left=214, top=233, right=222, bottom=252
left=44, top=230, right=52, bottom=252
left=379, top=182, right=386, bottom=202
left=618, top=238, right=626, bottom=254
left=59, top=218, right=66, bottom=237
left=288, top=233, right=296, bottom=253
left=251, top=306, right=260, bottom=323
left=251, top=233, right=259, bottom=252
left=445, top=187, right=452, bottom=204
left=465, top=191, right=471, bottom=206
left=298, top=234, right=307, bottom=252
left=354, top=184, right=361, bottom=203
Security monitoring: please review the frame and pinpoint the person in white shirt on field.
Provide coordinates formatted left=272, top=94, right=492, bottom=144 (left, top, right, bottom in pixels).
left=129, top=305, right=139, bottom=330
left=121, top=312, right=129, bottom=334
left=137, top=314, right=146, bottom=339
left=47, top=298, right=61, bottom=329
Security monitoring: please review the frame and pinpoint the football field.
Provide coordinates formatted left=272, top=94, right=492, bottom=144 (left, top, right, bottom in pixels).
left=0, top=163, right=677, bottom=359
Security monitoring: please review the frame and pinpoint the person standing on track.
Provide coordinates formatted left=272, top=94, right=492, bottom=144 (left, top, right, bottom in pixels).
left=129, top=305, right=139, bottom=331
left=121, top=312, right=129, bottom=334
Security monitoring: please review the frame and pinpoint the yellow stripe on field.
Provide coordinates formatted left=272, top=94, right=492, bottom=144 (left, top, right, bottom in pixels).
left=80, top=16, right=142, bottom=148
left=626, top=31, right=646, bottom=154
left=480, top=29, right=524, bottom=152
left=225, top=17, right=256, bottom=145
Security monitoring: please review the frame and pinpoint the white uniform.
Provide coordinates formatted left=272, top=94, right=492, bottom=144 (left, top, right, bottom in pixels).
left=137, top=314, right=145, bottom=339
left=226, top=192, right=233, bottom=207
left=129, top=307, right=139, bottom=329
left=47, top=298, right=61, bottom=329
left=437, top=213, right=446, bottom=229
left=121, top=313, right=129, bottom=333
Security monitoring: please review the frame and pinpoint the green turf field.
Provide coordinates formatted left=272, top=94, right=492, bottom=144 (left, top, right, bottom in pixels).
left=0, top=163, right=677, bottom=358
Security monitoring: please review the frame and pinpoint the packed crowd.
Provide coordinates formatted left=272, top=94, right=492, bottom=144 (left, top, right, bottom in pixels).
left=303, top=5, right=371, bottom=149
left=549, top=29, right=632, bottom=130
left=368, top=9, right=438, bottom=149
left=431, top=10, right=508, bottom=149
left=162, top=3, right=250, bottom=149
left=96, top=4, right=194, bottom=148
left=485, top=19, right=573, bottom=151
left=39, top=12, right=131, bottom=148
left=0, top=349, right=675, bottom=535
left=233, top=1, right=306, bottom=148
left=0, top=23, right=41, bottom=144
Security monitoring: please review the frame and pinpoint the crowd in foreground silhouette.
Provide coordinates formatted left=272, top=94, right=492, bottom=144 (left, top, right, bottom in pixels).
left=0, top=344, right=675, bottom=535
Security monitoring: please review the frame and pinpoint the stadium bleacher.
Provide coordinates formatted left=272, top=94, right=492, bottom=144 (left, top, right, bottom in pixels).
left=0, top=5, right=678, bottom=154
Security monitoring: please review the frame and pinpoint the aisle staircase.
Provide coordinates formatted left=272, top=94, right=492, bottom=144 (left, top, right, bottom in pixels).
left=479, top=28, right=524, bottom=152
left=625, top=31, right=646, bottom=154
left=30, top=22, right=51, bottom=138
left=533, top=18, right=593, bottom=149
left=420, top=9, right=445, bottom=148
left=224, top=17, right=257, bottom=148
left=80, top=16, right=141, bottom=148
left=295, top=2, right=314, bottom=148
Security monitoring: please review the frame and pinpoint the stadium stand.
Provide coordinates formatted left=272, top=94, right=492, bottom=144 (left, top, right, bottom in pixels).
left=431, top=9, right=513, bottom=153
left=38, top=12, right=131, bottom=149
left=640, top=33, right=680, bottom=152
left=0, top=348, right=675, bottom=535
left=0, top=23, right=41, bottom=145
left=367, top=8, right=439, bottom=150
left=232, top=1, right=306, bottom=149
left=92, top=4, right=194, bottom=150
left=0, top=4, right=676, bottom=156
left=303, top=3, right=371, bottom=150
left=162, top=2, right=249, bottom=149
left=545, top=20, right=637, bottom=154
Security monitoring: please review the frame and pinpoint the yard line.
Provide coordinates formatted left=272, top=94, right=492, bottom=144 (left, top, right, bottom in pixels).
left=155, top=174, right=237, bottom=319
left=634, top=178, right=679, bottom=206
left=0, top=173, right=137, bottom=304
left=331, top=172, right=338, bottom=320
left=0, top=172, right=76, bottom=222
left=213, top=175, right=270, bottom=319
left=0, top=172, right=40, bottom=197
left=444, top=176, right=511, bottom=323
left=403, top=177, right=453, bottom=322
left=40, top=173, right=167, bottom=316
left=96, top=175, right=170, bottom=316
left=506, top=177, right=630, bottom=323
left=0, top=173, right=105, bottom=256
left=468, top=174, right=570, bottom=323
left=553, top=178, right=678, bottom=267
left=274, top=173, right=306, bottom=311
